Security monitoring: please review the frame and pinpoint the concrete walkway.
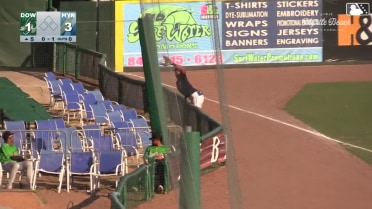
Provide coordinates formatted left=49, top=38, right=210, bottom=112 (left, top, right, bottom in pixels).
left=0, top=191, right=43, bottom=209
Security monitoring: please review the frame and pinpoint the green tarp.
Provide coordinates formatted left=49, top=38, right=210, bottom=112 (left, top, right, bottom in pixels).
left=0, top=77, right=50, bottom=122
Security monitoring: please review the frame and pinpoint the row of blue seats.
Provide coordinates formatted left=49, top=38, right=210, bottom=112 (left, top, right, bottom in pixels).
left=2, top=119, right=151, bottom=154
left=44, top=72, right=148, bottom=128
left=1, top=119, right=150, bottom=193
left=1, top=72, right=154, bottom=193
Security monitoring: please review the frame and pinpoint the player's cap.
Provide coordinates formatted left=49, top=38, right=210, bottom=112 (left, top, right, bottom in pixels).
left=150, top=132, right=162, bottom=141
left=2, top=131, right=14, bottom=140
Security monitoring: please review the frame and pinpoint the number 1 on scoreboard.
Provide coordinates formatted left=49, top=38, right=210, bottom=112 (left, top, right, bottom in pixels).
left=20, top=12, right=37, bottom=36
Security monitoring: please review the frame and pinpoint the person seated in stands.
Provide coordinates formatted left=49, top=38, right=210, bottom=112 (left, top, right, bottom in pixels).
left=144, top=132, right=169, bottom=194
left=0, top=131, right=33, bottom=189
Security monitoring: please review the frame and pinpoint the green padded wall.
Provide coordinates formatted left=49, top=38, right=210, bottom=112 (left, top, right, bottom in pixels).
left=0, top=0, right=47, bottom=67
left=60, top=1, right=115, bottom=68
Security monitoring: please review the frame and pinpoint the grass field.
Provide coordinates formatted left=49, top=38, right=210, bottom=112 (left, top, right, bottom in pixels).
left=285, top=82, right=372, bottom=164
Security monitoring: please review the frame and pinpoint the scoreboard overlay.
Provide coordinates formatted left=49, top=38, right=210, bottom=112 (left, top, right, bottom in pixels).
left=20, top=11, right=76, bottom=43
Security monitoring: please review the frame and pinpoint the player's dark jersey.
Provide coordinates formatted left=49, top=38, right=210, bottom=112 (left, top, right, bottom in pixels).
left=176, top=73, right=197, bottom=98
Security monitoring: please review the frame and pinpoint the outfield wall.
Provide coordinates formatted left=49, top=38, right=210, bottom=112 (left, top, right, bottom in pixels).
left=1, top=0, right=371, bottom=68
left=0, top=0, right=51, bottom=67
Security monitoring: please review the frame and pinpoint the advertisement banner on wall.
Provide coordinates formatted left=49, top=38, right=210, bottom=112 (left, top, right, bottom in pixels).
left=221, top=0, right=323, bottom=64
left=119, top=0, right=323, bottom=68
left=123, top=2, right=220, bottom=67
left=322, top=1, right=372, bottom=61
left=338, top=14, right=372, bottom=46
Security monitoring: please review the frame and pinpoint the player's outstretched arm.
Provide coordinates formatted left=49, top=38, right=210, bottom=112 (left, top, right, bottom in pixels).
left=163, top=56, right=186, bottom=74
left=163, top=56, right=172, bottom=66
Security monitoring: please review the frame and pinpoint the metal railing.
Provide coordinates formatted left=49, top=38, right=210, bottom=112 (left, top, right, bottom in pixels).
left=55, top=42, right=222, bottom=140
left=110, top=162, right=155, bottom=209
left=54, top=43, right=223, bottom=208
left=55, top=43, right=106, bottom=85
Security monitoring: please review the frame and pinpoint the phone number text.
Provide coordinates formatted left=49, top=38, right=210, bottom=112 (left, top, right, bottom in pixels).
left=126, top=54, right=223, bottom=66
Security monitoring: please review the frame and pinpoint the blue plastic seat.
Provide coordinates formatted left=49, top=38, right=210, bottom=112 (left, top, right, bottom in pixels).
left=115, top=132, right=139, bottom=167
left=111, top=121, right=130, bottom=129
left=71, top=82, right=86, bottom=95
left=82, top=125, right=101, bottom=139
left=63, top=91, right=83, bottom=124
left=81, top=94, right=97, bottom=124
left=107, top=111, right=124, bottom=124
left=34, top=119, right=57, bottom=150
left=58, top=78, right=73, bottom=86
left=36, top=119, right=56, bottom=130
left=67, top=151, right=94, bottom=193
left=49, top=118, right=65, bottom=129
left=93, top=134, right=114, bottom=151
left=59, top=82, right=75, bottom=95
left=99, top=100, right=114, bottom=112
left=87, top=90, right=104, bottom=102
left=111, top=121, right=131, bottom=137
left=129, top=118, right=152, bottom=149
left=90, top=103, right=108, bottom=125
left=33, top=150, right=65, bottom=193
left=44, top=72, right=57, bottom=81
left=121, top=108, right=138, bottom=121
left=48, top=80, right=63, bottom=109
left=82, top=125, right=113, bottom=151
left=58, top=127, right=83, bottom=152
left=111, top=104, right=126, bottom=112
left=91, top=150, right=126, bottom=192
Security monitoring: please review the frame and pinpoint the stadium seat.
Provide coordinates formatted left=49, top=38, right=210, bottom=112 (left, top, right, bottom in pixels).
left=107, top=111, right=124, bottom=125
left=90, top=103, right=109, bottom=125
left=129, top=118, right=152, bottom=149
left=71, top=82, right=86, bottom=95
left=66, top=151, right=94, bottom=193
left=63, top=91, right=83, bottom=125
left=90, top=150, right=126, bottom=192
left=33, top=150, right=65, bottom=193
left=44, top=72, right=56, bottom=81
left=115, top=132, right=140, bottom=168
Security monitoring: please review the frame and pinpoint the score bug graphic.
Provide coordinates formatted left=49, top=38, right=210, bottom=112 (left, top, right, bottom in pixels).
left=60, top=12, right=76, bottom=36
left=20, top=11, right=76, bottom=42
left=20, top=12, right=37, bottom=36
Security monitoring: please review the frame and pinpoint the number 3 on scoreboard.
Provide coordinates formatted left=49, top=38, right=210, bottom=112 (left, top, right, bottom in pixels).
left=65, top=22, right=72, bottom=32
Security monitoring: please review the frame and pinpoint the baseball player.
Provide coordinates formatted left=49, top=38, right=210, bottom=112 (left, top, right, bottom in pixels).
left=163, top=56, right=204, bottom=108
